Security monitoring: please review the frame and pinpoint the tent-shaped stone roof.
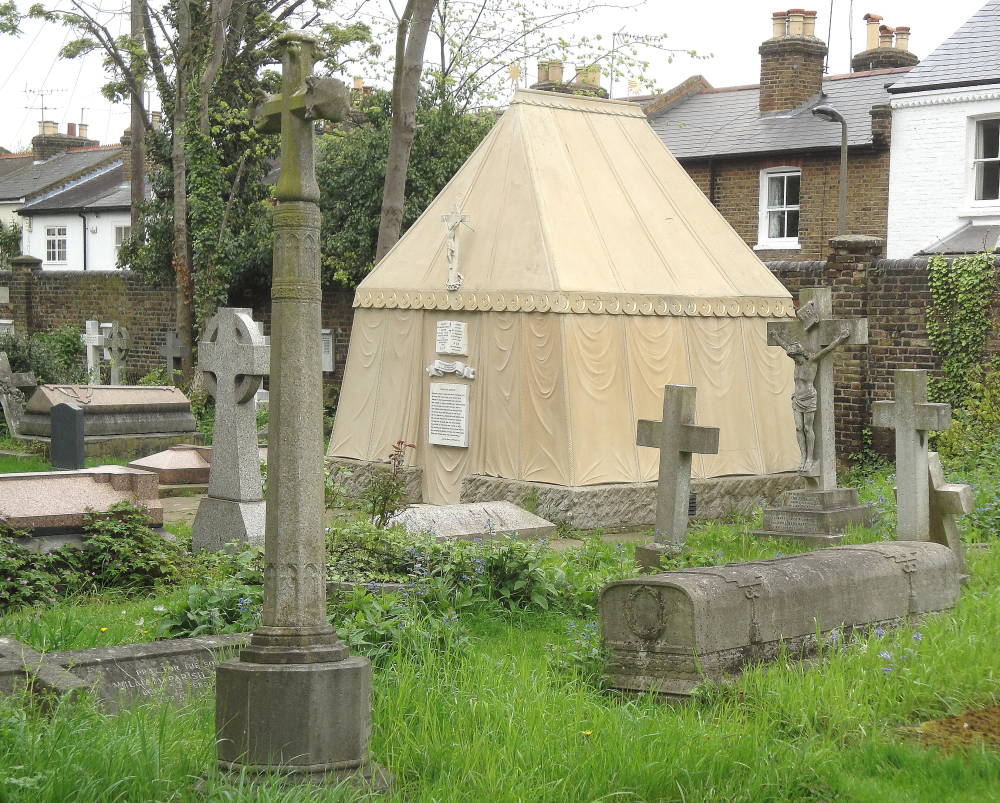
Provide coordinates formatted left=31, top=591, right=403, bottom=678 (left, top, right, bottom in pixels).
left=356, top=89, right=794, bottom=319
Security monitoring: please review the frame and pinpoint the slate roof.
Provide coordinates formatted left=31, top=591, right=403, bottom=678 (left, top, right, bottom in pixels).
left=0, top=152, right=33, bottom=179
left=17, top=165, right=129, bottom=214
left=0, top=146, right=122, bottom=201
left=918, top=222, right=1000, bottom=254
left=888, top=1, right=1000, bottom=94
left=648, top=68, right=910, bottom=160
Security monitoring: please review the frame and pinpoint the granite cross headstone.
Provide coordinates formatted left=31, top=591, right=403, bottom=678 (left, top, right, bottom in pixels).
left=873, top=369, right=952, bottom=541
left=80, top=320, right=105, bottom=384
left=636, top=384, right=719, bottom=552
left=158, top=331, right=188, bottom=379
left=216, top=32, right=386, bottom=790
left=191, top=308, right=269, bottom=552
left=50, top=402, right=85, bottom=470
left=767, top=287, right=867, bottom=490
left=106, top=323, right=130, bottom=385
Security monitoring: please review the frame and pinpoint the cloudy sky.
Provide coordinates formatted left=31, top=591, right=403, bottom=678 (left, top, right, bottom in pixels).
left=0, top=0, right=986, bottom=151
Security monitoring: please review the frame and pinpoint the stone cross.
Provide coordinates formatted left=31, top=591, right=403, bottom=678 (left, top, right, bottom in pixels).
left=928, top=451, right=971, bottom=578
left=216, top=33, right=385, bottom=788
left=767, top=287, right=867, bottom=491
left=440, top=202, right=469, bottom=292
left=158, top=331, right=188, bottom=379
left=80, top=320, right=105, bottom=384
left=0, top=351, right=36, bottom=435
left=637, top=384, right=720, bottom=548
left=106, top=323, right=130, bottom=385
left=191, top=308, right=269, bottom=552
left=873, top=369, right=951, bottom=541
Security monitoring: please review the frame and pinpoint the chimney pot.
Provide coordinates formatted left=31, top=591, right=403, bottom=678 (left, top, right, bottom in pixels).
left=353, top=76, right=363, bottom=90
left=771, top=11, right=787, bottom=38
left=78, top=123, right=88, bottom=139
left=42, top=120, right=57, bottom=136
left=547, top=60, right=564, bottom=84
left=894, top=26, right=911, bottom=50
left=864, top=13, right=882, bottom=50
left=787, top=9, right=806, bottom=36
left=803, top=10, right=817, bottom=37
left=879, top=25, right=894, bottom=48
left=537, top=59, right=549, bottom=85
left=66, top=122, right=76, bottom=137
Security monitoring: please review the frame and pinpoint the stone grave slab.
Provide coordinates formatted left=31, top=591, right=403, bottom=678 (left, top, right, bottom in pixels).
left=601, top=541, right=960, bottom=697
left=129, top=444, right=268, bottom=490
left=0, top=633, right=248, bottom=712
left=0, top=466, right=162, bottom=549
left=19, top=385, right=197, bottom=438
left=387, top=500, right=555, bottom=540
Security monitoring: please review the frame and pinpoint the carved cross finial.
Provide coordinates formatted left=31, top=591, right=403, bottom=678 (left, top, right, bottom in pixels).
left=251, top=32, right=350, bottom=203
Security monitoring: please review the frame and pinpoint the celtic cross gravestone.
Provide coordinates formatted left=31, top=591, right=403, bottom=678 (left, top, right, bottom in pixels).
left=80, top=320, right=105, bottom=384
left=106, top=323, right=130, bottom=385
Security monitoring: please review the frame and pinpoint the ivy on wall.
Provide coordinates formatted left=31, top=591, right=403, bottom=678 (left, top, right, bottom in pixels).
left=926, top=251, right=998, bottom=407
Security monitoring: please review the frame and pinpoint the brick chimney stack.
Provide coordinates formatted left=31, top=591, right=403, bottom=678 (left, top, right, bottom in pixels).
left=851, top=12, right=919, bottom=72
left=759, top=9, right=828, bottom=115
left=31, top=121, right=99, bottom=162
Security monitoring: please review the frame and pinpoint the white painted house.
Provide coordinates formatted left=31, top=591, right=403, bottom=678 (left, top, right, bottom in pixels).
left=886, top=1, right=1000, bottom=257
left=18, top=164, right=133, bottom=271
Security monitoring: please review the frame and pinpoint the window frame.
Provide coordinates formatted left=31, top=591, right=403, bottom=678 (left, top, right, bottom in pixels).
left=114, top=224, right=131, bottom=255
left=970, top=116, right=1000, bottom=208
left=755, top=167, right=802, bottom=251
left=45, top=225, right=68, bottom=264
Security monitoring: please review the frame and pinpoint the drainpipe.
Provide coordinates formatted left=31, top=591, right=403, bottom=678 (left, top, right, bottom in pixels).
left=78, top=211, right=88, bottom=270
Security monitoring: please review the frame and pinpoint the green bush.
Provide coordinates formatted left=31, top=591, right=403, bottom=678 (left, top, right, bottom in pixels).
left=157, top=581, right=261, bottom=638
left=935, top=364, right=1000, bottom=467
left=0, top=327, right=86, bottom=385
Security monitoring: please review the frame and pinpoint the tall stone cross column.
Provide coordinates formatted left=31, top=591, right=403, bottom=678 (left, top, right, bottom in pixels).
left=873, top=369, right=951, bottom=541
left=636, top=385, right=719, bottom=554
left=215, top=32, right=386, bottom=789
left=80, top=320, right=105, bottom=384
left=191, top=308, right=268, bottom=552
left=106, top=323, right=130, bottom=385
left=767, top=287, right=867, bottom=490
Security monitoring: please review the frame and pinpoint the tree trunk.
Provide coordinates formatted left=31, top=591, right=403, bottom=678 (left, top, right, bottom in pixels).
left=375, top=0, right=436, bottom=263
left=130, top=0, right=145, bottom=232
left=173, top=1, right=195, bottom=381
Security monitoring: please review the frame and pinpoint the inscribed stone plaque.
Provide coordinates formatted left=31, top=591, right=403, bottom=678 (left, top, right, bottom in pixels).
left=428, top=382, right=469, bottom=447
left=435, top=320, right=468, bottom=356
left=321, top=328, right=334, bottom=372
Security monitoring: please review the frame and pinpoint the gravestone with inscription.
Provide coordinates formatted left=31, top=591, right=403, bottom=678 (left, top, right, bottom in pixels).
left=192, top=308, right=269, bottom=552
left=753, top=287, right=873, bottom=544
left=388, top=500, right=555, bottom=540
left=428, top=382, right=470, bottom=448
left=634, top=384, right=719, bottom=569
left=0, top=633, right=247, bottom=712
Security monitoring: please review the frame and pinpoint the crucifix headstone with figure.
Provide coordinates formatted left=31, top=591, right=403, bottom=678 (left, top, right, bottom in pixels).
left=753, top=287, right=873, bottom=544
left=158, top=331, right=188, bottom=380
left=191, top=308, right=269, bottom=553
left=106, top=323, right=130, bottom=385
left=80, top=320, right=105, bottom=384
left=634, top=384, right=719, bottom=569
left=441, top=202, right=469, bottom=292
left=873, top=369, right=952, bottom=541
left=215, top=32, right=388, bottom=791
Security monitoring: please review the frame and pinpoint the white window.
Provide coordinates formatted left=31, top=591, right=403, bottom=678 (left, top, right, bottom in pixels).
left=45, top=226, right=67, bottom=262
left=974, top=119, right=1000, bottom=202
left=756, top=168, right=801, bottom=249
left=114, top=224, right=131, bottom=254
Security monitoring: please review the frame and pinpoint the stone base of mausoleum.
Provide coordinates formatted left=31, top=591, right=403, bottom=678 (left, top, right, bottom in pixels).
left=21, top=431, right=202, bottom=462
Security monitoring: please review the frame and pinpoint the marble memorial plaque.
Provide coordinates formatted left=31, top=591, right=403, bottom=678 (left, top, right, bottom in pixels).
left=435, top=320, right=468, bottom=356
left=428, top=382, right=469, bottom=447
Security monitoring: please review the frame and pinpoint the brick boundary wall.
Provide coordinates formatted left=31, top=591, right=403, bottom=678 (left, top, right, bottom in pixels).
left=767, top=249, right=1000, bottom=459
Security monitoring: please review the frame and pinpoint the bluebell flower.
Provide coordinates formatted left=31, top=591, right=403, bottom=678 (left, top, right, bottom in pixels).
left=878, top=650, right=892, bottom=661
left=912, top=631, right=922, bottom=643
left=874, top=626, right=885, bottom=637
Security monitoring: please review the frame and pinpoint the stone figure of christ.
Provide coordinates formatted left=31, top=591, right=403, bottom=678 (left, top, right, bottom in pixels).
left=773, top=325, right=850, bottom=474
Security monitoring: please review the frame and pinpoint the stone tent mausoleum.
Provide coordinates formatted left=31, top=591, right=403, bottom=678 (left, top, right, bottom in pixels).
left=329, top=89, right=800, bottom=520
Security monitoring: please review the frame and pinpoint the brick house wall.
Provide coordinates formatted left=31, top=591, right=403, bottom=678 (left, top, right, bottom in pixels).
left=683, top=147, right=890, bottom=262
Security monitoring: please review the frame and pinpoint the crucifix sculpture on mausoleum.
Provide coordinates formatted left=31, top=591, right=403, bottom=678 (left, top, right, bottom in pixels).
left=441, top=201, right=470, bottom=292
left=634, top=384, right=719, bottom=569
left=214, top=32, right=388, bottom=791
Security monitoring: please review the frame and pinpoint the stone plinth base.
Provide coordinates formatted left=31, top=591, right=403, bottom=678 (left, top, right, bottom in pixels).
left=216, top=656, right=388, bottom=790
left=325, top=457, right=422, bottom=505
left=192, top=498, right=265, bottom=553
left=18, top=432, right=202, bottom=462
left=753, top=487, right=874, bottom=545
left=635, top=542, right=682, bottom=572
left=461, top=472, right=804, bottom=531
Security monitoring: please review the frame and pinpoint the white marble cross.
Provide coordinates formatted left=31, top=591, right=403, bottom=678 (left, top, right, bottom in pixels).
left=441, top=202, right=469, bottom=292
left=198, top=307, right=270, bottom=503
left=873, top=369, right=951, bottom=541
left=80, top=320, right=106, bottom=384
left=767, top=287, right=867, bottom=491
left=106, top=323, right=130, bottom=385
left=637, top=384, right=720, bottom=547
